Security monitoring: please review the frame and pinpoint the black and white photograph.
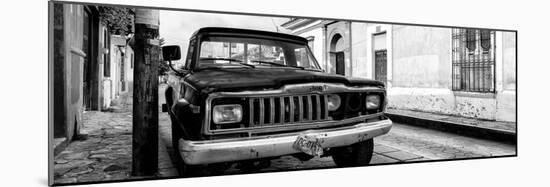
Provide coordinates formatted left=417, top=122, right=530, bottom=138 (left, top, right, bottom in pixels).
left=47, top=1, right=518, bottom=186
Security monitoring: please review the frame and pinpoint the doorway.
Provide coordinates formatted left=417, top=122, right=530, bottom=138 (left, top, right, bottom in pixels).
left=83, top=8, right=92, bottom=110
left=329, top=33, right=346, bottom=75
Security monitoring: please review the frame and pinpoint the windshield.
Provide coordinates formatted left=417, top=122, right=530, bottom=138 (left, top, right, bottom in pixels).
left=197, top=36, right=321, bottom=70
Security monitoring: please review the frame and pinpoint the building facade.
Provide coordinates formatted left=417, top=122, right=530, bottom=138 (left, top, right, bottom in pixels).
left=282, top=19, right=516, bottom=122
left=50, top=3, right=135, bottom=153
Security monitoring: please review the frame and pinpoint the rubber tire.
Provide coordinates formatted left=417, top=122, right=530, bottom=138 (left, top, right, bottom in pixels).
left=331, top=139, right=374, bottom=167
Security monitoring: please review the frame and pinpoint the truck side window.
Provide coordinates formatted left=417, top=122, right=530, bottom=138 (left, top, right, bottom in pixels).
left=185, top=38, right=196, bottom=69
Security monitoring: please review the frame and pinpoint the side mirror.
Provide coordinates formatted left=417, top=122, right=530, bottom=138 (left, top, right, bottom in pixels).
left=162, top=45, right=181, bottom=61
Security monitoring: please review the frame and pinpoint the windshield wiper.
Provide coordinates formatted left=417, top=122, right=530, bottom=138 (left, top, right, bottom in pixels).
left=199, top=58, right=255, bottom=68
left=250, top=60, right=305, bottom=70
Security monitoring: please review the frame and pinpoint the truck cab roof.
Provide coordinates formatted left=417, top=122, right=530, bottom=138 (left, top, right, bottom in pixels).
left=191, top=27, right=308, bottom=44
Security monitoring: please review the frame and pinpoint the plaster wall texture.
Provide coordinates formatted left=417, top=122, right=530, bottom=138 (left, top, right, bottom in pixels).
left=124, top=46, right=134, bottom=92
left=387, top=88, right=500, bottom=120
left=285, top=21, right=516, bottom=122
left=387, top=26, right=516, bottom=122
left=392, top=25, right=451, bottom=88
left=351, top=22, right=369, bottom=79
left=102, top=80, right=112, bottom=109
left=495, top=32, right=516, bottom=122
left=496, top=90, right=515, bottom=122
left=502, top=32, right=516, bottom=90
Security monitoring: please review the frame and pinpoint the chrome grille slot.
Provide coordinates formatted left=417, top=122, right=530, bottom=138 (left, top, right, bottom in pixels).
left=289, top=96, right=295, bottom=123
left=320, top=95, right=328, bottom=119
left=294, top=96, right=301, bottom=122
left=246, top=94, right=329, bottom=127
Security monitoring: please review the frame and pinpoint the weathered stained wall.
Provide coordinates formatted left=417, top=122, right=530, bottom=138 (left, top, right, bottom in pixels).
left=387, top=26, right=516, bottom=122
left=284, top=21, right=516, bottom=122
left=387, top=25, right=455, bottom=117
left=53, top=4, right=86, bottom=140
left=53, top=3, right=66, bottom=138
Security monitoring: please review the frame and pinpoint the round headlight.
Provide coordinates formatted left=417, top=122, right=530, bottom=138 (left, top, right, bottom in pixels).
left=327, top=94, right=341, bottom=111
left=366, top=95, right=381, bottom=110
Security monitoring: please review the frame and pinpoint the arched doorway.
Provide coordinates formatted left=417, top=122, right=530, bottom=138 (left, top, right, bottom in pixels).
left=329, top=34, right=345, bottom=75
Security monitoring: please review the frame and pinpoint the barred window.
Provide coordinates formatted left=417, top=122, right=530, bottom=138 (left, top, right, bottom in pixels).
left=452, top=29, right=495, bottom=92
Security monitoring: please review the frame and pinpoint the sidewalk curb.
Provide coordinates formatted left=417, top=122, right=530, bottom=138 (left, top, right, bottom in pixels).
left=385, top=112, right=516, bottom=144
left=157, top=136, right=178, bottom=177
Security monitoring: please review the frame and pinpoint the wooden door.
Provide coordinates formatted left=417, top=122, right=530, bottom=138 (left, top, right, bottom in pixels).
left=374, top=50, right=387, bottom=83
left=335, top=51, right=345, bottom=75
left=83, top=9, right=92, bottom=110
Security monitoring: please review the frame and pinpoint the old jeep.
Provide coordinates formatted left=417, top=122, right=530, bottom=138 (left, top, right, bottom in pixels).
left=161, top=27, right=392, bottom=175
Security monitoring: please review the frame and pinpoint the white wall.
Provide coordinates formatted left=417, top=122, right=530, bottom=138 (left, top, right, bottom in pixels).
left=294, top=22, right=325, bottom=71
left=124, top=46, right=134, bottom=92
left=351, top=22, right=368, bottom=79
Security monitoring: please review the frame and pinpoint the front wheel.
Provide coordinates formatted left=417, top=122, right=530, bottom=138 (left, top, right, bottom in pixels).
left=331, top=139, right=374, bottom=167
left=169, top=113, right=198, bottom=176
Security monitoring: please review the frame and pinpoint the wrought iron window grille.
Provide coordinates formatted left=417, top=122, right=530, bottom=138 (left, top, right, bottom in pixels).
left=452, top=28, right=496, bottom=93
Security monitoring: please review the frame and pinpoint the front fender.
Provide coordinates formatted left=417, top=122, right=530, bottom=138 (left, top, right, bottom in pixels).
left=172, top=98, right=203, bottom=140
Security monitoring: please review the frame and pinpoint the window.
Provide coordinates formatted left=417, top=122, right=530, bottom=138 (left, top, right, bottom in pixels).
left=185, top=38, right=196, bottom=69
left=294, top=47, right=315, bottom=69
left=199, top=41, right=286, bottom=65
left=196, top=36, right=321, bottom=70
left=452, top=28, right=495, bottom=92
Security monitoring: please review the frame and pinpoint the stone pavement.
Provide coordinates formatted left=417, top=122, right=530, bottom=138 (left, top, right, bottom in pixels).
left=385, top=108, right=516, bottom=143
left=54, top=84, right=516, bottom=184
left=53, top=92, right=177, bottom=185
left=376, top=122, right=515, bottom=160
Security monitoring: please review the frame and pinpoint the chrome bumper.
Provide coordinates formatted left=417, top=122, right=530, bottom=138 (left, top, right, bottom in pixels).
left=179, top=119, right=392, bottom=165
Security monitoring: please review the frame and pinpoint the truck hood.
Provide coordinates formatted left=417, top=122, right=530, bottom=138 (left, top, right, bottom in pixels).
left=185, top=68, right=385, bottom=94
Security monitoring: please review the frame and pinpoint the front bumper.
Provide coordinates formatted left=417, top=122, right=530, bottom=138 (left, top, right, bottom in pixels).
left=179, top=119, right=392, bottom=165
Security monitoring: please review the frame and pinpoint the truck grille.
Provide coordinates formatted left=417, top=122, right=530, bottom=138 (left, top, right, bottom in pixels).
left=247, top=94, right=329, bottom=127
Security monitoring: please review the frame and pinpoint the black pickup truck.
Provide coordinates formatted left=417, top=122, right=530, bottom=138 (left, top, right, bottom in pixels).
left=161, top=27, right=392, bottom=175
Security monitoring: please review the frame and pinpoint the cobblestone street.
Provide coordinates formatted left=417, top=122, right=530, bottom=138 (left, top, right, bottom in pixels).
left=53, top=84, right=516, bottom=184
left=53, top=92, right=177, bottom=185
left=159, top=120, right=515, bottom=176
left=53, top=93, right=133, bottom=184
